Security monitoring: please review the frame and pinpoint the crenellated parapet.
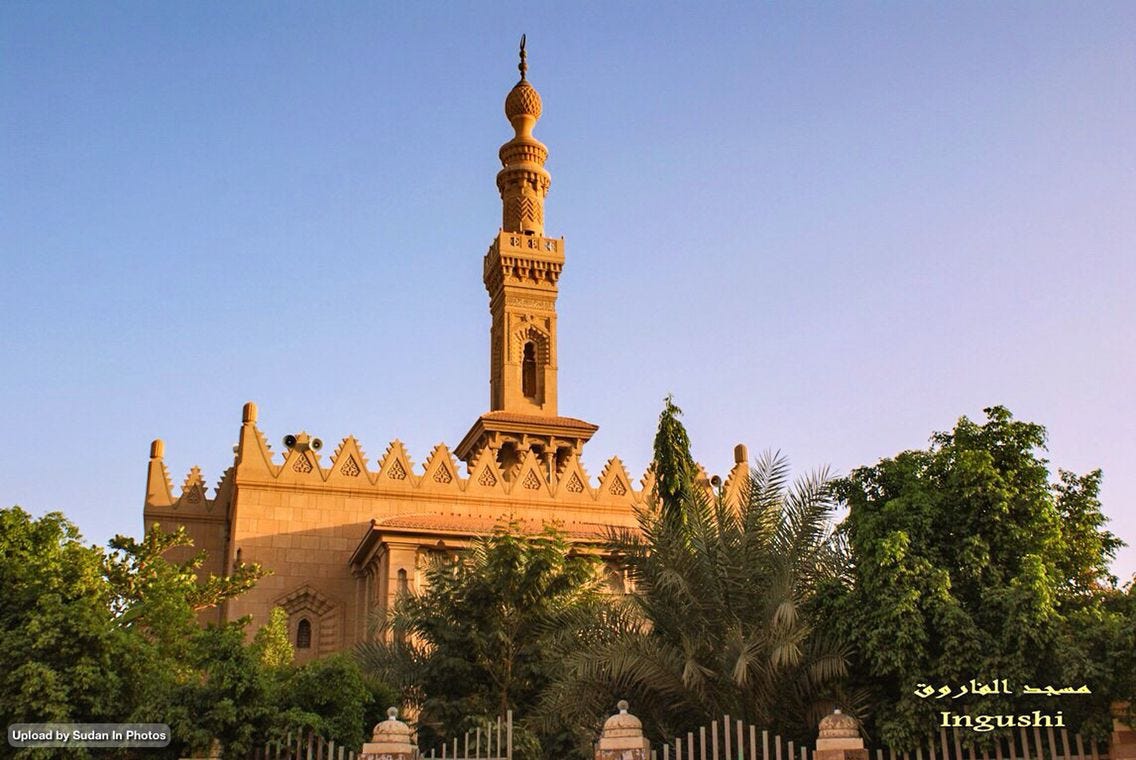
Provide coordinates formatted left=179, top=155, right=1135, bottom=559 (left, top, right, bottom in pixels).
left=147, top=404, right=645, bottom=509
left=143, top=435, right=233, bottom=590
left=143, top=402, right=751, bottom=517
left=144, top=438, right=231, bottom=519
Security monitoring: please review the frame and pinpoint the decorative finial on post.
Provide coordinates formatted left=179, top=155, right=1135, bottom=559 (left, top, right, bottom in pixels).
left=596, top=701, right=650, bottom=760
left=815, top=709, right=867, bottom=760
left=518, top=34, right=527, bottom=80
left=360, top=707, right=414, bottom=760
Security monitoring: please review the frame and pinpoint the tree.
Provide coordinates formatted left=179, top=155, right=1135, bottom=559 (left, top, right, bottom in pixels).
left=540, top=400, right=852, bottom=744
left=827, top=406, right=1131, bottom=747
left=252, top=606, right=295, bottom=670
left=104, top=524, right=264, bottom=665
left=1, top=506, right=395, bottom=756
left=149, top=614, right=395, bottom=758
left=102, top=522, right=270, bottom=758
left=356, top=523, right=605, bottom=760
left=0, top=507, right=135, bottom=751
left=151, top=620, right=277, bottom=758
left=0, top=507, right=276, bottom=758
left=653, top=394, right=698, bottom=524
left=273, top=653, right=395, bottom=750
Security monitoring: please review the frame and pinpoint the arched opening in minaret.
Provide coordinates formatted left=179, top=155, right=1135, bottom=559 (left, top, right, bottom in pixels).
left=296, top=618, right=312, bottom=649
left=522, top=341, right=538, bottom=399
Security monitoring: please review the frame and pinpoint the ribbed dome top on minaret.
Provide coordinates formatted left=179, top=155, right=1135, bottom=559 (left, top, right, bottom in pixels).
left=497, top=35, right=550, bottom=235
left=505, top=79, right=542, bottom=123
left=504, top=33, right=543, bottom=124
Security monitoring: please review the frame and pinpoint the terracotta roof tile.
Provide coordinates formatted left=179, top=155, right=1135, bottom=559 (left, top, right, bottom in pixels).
left=478, top=411, right=598, bottom=430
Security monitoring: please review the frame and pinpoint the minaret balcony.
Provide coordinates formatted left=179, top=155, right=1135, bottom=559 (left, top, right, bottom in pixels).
left=483, top=231, right=565, bottom=293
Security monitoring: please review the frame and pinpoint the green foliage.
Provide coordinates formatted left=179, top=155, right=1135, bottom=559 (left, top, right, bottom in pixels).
left=274, top=653, right=390, bottom=750
left=541, top=446, right=853, bottom=745
left=356, top=523, right=605, bottom=760
left=252, top=607, right=295, bottom=670
left=104, top=524, right=264, bottom=663
left=0, top=508, right=140, bottom=759
left=0, top=506, right=396, bottom=758
left=158, top=625, right=391, bottom=756
left=151, top=621, right=275, bottom=758
left=653, top=395, right=697, bottom=524
left=828, top=406, right=1131, bottom=747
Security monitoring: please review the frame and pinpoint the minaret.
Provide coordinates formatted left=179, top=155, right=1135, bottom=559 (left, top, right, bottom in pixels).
left=488, top=37, right=559, bottom=414
left=456, top=38, right=597, bottom=480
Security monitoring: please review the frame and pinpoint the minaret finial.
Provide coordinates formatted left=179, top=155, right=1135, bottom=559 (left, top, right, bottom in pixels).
left=500, top=36, right=547, bottom=234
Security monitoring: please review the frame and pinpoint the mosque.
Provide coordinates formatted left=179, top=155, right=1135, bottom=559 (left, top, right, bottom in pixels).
left=142, top=44, right=749, bottom=662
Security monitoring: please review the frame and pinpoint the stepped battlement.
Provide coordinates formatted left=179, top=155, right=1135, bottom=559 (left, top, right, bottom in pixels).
left=144, top=401, right=751, bottom=520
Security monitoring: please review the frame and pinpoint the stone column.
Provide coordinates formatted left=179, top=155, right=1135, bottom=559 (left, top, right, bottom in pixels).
left=361, top=707, right=416, bottom=760
left=595, top=700, right=651, bottom=760
left=814, top=710, right=867, bottom=760
left=1112, top=701, right=1136, bottom=760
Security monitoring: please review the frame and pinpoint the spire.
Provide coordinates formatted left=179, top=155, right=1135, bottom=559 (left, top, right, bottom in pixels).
left=458, top=37, right=597, bottom=471
left=499, top=34, right=549, bottom=235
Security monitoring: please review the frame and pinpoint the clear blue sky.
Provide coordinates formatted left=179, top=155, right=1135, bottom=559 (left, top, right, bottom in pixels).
left=2, top=3, right=1134, bottom=580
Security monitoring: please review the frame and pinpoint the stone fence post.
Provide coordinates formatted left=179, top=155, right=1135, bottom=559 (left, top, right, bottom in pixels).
left=815, top=710, right=867, bottom=760
left=361, top=707, right=417, bottom=760
left=1113, top=701, right=1136, bottom=760
left=595, top=700, right=651, bottom=760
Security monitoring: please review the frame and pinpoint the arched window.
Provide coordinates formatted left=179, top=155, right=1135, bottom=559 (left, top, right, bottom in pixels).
left=397, top=568, right=408, bottom=593
left=522, top=341, right=537, bottom=398
left=296, top=618, right=312, bottom=649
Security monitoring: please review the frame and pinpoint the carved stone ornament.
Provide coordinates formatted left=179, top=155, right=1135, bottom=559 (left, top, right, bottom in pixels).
left=522, top=470, right=542, bottom=490
left=595, top=701, right=651, bottom=760
left=815, top=710, right=867, bottom=760
left=360, top=707, right=416, bottom=760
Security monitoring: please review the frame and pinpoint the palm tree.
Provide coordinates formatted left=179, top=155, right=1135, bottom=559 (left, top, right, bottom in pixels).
left=539, top=428, right=856, bottom=744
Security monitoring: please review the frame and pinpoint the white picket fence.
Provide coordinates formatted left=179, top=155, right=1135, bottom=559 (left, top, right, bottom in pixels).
left=421, top=710, right=513, bottom=760
left=649, top=715, right=1107, bottom=760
